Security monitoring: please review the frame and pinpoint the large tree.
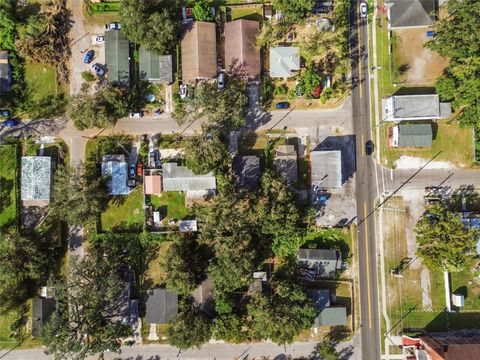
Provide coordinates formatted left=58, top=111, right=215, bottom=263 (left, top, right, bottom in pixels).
left=425, top=0, right=480, bottom=127
left=167, top=303, right=212, bottom=350
left=273, top=0, right=315, bottom=23
left=119, top=0, right=180, bottom=55
left=415, top=204, right=477, bottom=272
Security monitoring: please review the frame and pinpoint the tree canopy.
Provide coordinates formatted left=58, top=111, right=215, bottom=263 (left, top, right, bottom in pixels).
left=415, top=204, right=477, bottom=272
left=273, top=0, right=315, bottom=23
left=167, top=303, right=212, bottom=350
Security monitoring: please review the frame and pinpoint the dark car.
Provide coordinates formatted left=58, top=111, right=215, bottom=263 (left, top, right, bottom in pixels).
left=365, top=140, right=374, bottom=155
left=128, top=163, right=136, bottom=179
left=1, top=120, right=18, bottom=127
left=84, top=50, right=94, bottom=64
left=275, top=102, right=290, bottom=110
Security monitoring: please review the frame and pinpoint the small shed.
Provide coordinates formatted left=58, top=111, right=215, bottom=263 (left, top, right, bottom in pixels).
left=452, top=294, right=465, bottom=307
left=179, top=220, right=198, bottom=232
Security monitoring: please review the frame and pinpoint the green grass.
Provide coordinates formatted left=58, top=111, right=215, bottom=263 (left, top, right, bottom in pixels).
left=25, top=63, right=58, bottom=101
left=88, top=2, right=121, bottom=14
left=149, top=192, right=191, bottom=222
left=0, top=311, right=16, bottom=346
left=450, top=267, right=480, bottom=311
left=231, top=6, right=263, bottom=22
left=0, top=144, right=18, bottom=231
left=302, top=228, right=351, bottom=261
left=101, top=187, right=144, bottom=231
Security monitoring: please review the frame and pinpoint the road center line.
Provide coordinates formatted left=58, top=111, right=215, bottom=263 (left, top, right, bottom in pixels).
left=364, top=202, right=372, bottom=329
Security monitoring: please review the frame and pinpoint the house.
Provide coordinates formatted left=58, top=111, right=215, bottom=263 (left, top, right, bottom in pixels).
left=145, top=288, right=178, bottom=324
left=32, top=297, right=56, bottom=337
left=385, top=0, right=436, bottom=29
left=101, top=155, right=130, bottom=196
left=233, top=155, right=261, bottom=190
left=274, top=145, right=298, bottom=185
left=21, top=156, right=52, bottom=203
left=402, top=334, right=480, bottom=360
left=139, top=48, right=173, bottom=84
left=269, top=47, right=300, bottom=78
left=144, top=174, right=162, bottom=195
left=224, top=19, right=260, bottom=80
left=105, top=29, right=130, bottom=87
left=0, top=51, right=11, bottom=93
left=162, top=163, right=216, bottom=192
left=111, top=281, right=139, bottom=328
left=192, top=279, right=214, bottom=313
left=310, top=150, right=342, bottom=189
left=308, top=289, right=347, bottom=327
left=392, top=123, right=433, bottom=148
left=382, top=94, right=451, bottom=121
left=178, top=220, right=197, bottom=232
left=181, top=21, right=217, bottom=83
left=297, top=248, right=342, bottom=278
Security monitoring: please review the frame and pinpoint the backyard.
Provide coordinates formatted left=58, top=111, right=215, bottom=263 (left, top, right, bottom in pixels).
left=0, top=144, right=19, bottom=230
left=149, top=192, right=191, bottom=223
left=101, top=187, right=144, bottom=231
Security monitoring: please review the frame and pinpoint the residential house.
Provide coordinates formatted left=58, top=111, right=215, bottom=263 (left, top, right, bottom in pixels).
left=21, top=156, right=52, bottom=204
left=392, top=123, right=433, bottom=147
left=139, top=48, right=173, bottom=84
left=162, top=162, right=216, bottom=193
left=105, top=29, right=130, bottom=87
left=274, top=145, right=298, bottom=185
left=229, top=131, right=240, bottom=156
left=181, top=21, right=217, bottom=83
left=382, top=94, right=451, bottom=122
left=145, top=288, right=178, bottom=324
left=310, top=150, right=342, bottom=189
left=385, top=0, right=436, bottom=29
left=178, top=220, right=197, bottom=232
left=32, top=297, right=56, bottom=337
left=0, top=51, right=11, bottom=93
left=101, top=155, right=131, bottom=196
left=402, top=334, right=480, bottom=360
left=297, top=248, right=342, bottom=278
left=308, top=289, right=347, bottom=327
left=233, top=155, right=261, bottom=191
left=224, top=19, right=260, bottom=80
left=269, top=47, right=300, bottom=78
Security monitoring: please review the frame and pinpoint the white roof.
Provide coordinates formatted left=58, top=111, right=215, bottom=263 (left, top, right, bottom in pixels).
left=269, top=47, right=300, bottom=78
left=310, top=150, right=342, bottom=188
left=21, top=156, right=52, bottom=201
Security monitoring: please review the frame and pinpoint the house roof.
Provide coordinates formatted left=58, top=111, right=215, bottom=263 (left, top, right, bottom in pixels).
left=162, top=163, right=216, bottom=192
left=420, top=335, right=480, bottom=360
left=21, top=156, right=52, bottom=202
left=229, top=131, right=240, bottom=155
left=274, top=145, right=298, bottom=184
left=308, top=289, right=331, bottom=311
left=139, top=48, right=173, bottom=83
left=383, top=94, right=452, bottom=121
left=386, top=0, right=435, bottom=29
left=0, top=51, right=11, bottom=93
left=105, top=29, right=130, bottom=87
left=310, top=150, right=342, bottom=188
left=233, top=155, right=261, bottom=190
left=297, top=249, right=342, bottom=278
left=224, top=20, right=260, bottom=79
left=192, top=279, right=214, bottom=313
left=269, top=47, right=300, bottom=78
left=397, top=123, right=433, bottom=147
left=32, top=297, right=56, bottom=337
left=144, top=175, right=162, bottom=195
left=101, top=155, right=130, bottom=195
left=315, top=307, right=347, bottom=326
left=178, top=220, right=198, bottom=232
left=181, top=21, right=217, bottom=83
left=145, top=288, right=178, bottom=324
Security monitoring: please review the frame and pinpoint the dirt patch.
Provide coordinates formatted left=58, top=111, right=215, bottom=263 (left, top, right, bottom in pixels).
left=394, top=28, right=448, bottom=85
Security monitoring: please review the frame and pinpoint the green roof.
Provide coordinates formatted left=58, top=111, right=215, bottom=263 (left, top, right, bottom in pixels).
left=315, top=307, right=347, bottom=326
left=105, top=30, right=130, bottom=87
left=398, top=123, right=433, bottom=147
left=139, top=48, right=173, bottom=83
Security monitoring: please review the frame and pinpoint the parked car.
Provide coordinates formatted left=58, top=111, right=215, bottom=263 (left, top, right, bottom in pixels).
left=322, top=75, right=332, bottom=89
left=136, top=162, right=143, bottom=177
left=91, top=35, right=105, bottom=44
left=83, top=50, right=94, bottom=64
left=179, top=84, right=188, bottom=99
left=91, top=63, right=105, bottom=76
left=1, top=119, right=18, bottom=127
left=275, top=102, right=290, bottom=110
left=218, top=73, right=225, bottom=89
left=105, top=22, right=121, bottom=30
left=128, top=163, right=136, bottom=179
left=360, top=2, right=368, bottom=18
left=295, top=81, right=304, bottom=97
left=129, top=112, right=143, bottom=118
left=312, top=84, right=322, bottom=98
left=0, top=110, right=10, bottom=119
left=365, top=140, right=374, bottom=155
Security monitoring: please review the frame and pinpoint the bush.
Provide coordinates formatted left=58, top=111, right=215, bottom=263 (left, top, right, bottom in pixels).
left=287, top=90, right=296, bottom=101
left=274, top=83, right=288, bottom=96
left=81, top=71, right=96, bottom=83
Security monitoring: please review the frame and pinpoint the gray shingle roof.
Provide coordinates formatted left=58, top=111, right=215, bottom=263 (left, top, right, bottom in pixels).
left=387, top=0, right=435, bottom=29
left=0, top=51, right=11, bottom=93
left=275, top=145, right=297, bottom=185
left=162, top=163, right=216, bottom=192
left=139, top=48, right=173, bottom=83
left=21, top=156, right=52, bottom=201
left=269, top=47, right=300, bottom=78
left=297, top=249, right=342, bottom=278
left=383, top=94, right=450, bottom=121
left=315, top=307, right=347, bottom=326
left=397, top=123, right=433, bottom=147
left=145, top=288, right=178, bottom=324
left=233, top=155, right=261, bottom=190
left=308, top=289, right=331, bottom=311
left=310, top=150, right=342, bottom=188
left=105, top=30, right=130, bottom=87
left=32, top=297, right=56, bottom=337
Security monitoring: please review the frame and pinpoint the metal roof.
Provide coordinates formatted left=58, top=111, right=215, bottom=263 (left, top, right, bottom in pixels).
left=101, top=155, right=130, bottom=195
left=105, top=30, right=130, bottom=87
left=397, top=123, right=433, bottom=147
left=162, top=163, right=216, bottom=192
left=0, top=51, right=10, bottom=93
left=145, top=288, right=178, bottom=324
left=297, top=249, right=342, bottom=278
left=233, top=155, right=260, bottom=190
left=383, top=94, right=450, bottom=121
left=21, top=156, right=52, bottom=201
left=139, top=48, right=173, bottom=83
left=310, top=150, right=342, bottom=188
left=269, top=47, right=300, bottom=78
left=316, top=307, right=347, bottom=326
left=386, top=0, right=435, bottom=29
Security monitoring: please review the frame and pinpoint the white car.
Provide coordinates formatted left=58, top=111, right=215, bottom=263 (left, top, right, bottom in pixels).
left=360, top=2, right=368, bottom=18
left=91, top=35, right=105, bottom=44
left=91, top=63, right=105, bottom=76
left=129, top=112, right=143, bottom=118
left=105, top=22, right=121, bottom=30
left=179, top=84, right=188, bottom=99
left=218, top=73, right=225, bottom=89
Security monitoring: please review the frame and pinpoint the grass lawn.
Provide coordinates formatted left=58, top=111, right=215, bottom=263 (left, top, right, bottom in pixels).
left=450, top=266, right=480, bottom=311
left=25, top=63, right=58, bottom=101
left=149, top=192, right=190, bottom=222
left=101, top=187, right=144, bottom=231
left=302, top=228, right=351, bottom=262
left=0, top=144, right=19, bottom=230
left=0, top=311, right=16, bottom=347
left=231, top=6, right=263, bottom=22
left=157, top=134, right=185, bottom=149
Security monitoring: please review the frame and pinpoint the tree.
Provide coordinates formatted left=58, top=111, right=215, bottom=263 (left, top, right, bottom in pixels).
left=315, top=341, right=341, bottom=360
left=42, top=254, right=132, bottom=360
left=49, top=164, right=107, bottom=226
left=297, top=26, right=336, bottom=67
left=298, top=68, right=322, bottom=99
left=415, top=204, right=477, bottom=272
left=212, top=314, right=247, bottom=343
left=120, top=0, right=180, bottom=55
left=167, top=303, right=212, bottom=350
left=81, top=71, right=95, bottom=83
left=69, top=84, right=129, bottom=130
left=273, top=0, right=315, bottom=23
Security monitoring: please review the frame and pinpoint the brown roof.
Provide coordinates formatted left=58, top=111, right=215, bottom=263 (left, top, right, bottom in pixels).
left=144, top=175, right=162, bottom=195
left=224, top=20, right=260, bottom=79
left=421, top=335, right=480, bottom=360
left=181, top=21, right=217, bottom=83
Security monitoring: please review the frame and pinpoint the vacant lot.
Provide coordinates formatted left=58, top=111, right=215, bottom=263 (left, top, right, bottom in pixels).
left=25, top=63, right=59, bottom=101
left=0, top=144, right=18, bottom=230
left=101, top=187, right=144, bottom=231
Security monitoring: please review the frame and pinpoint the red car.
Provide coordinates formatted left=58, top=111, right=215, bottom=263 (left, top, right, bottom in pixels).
left=136, top=162, right=143, bottom=177
left=312, top=84, right=323, bottom=98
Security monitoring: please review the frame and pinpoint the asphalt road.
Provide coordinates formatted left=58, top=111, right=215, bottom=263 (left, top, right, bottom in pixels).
left=350, top=2, right=382, bottom=359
